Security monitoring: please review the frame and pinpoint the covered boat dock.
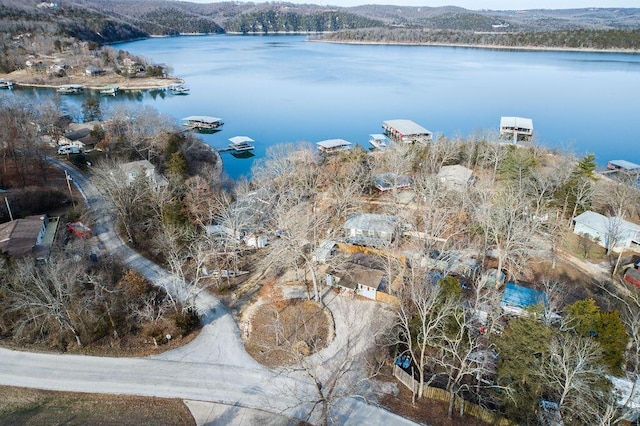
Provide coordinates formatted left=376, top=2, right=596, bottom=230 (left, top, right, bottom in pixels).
left=382, top=119, right=432, bottom=144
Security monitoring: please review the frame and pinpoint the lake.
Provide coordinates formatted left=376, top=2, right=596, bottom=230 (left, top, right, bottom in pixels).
left=6, top=35, right=640, bottom=179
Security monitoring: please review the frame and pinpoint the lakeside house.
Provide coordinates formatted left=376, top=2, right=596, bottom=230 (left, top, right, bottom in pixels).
left=382, top=119, right=432, bottom=144
left=344, top=213, right=398, bottom=247
left=436, top=164, right=475, bottom=190
left=573, top=211, right=640, bottom=251
left=499, top=116, right=534, bottom=142
left=326, top=254, right=387, bottom=300
left=120, top=160, right=169, bottom=190
left=373, top=173, right=412, bottom=192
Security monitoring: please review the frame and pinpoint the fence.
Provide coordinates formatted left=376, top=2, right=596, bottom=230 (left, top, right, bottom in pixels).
left=393, top=365, right=515, bottom=426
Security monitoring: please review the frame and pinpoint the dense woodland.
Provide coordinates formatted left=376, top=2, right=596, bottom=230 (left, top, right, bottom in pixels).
left=2, top=93, right=640, bottom=423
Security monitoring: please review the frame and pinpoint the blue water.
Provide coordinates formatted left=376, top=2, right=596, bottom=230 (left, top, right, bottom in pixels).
left=6, top=35, right=640, bottom=179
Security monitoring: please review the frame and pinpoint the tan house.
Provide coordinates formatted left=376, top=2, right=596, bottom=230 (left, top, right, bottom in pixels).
left=0, top=215, right=47, bottom=259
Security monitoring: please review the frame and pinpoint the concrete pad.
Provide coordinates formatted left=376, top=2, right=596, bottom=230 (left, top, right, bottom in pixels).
left=184, top=400, right=303, bottom=426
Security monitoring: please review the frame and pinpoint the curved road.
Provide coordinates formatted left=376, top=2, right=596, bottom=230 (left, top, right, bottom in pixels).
left=0, top=159, right=416, bottom=426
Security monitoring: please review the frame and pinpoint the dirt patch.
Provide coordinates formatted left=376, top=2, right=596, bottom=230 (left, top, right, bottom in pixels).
left=378, top=377, right=491, bottom=426
left=244, top=297, right=332, bottom=368
left=0, top=385, right=194, bottom=425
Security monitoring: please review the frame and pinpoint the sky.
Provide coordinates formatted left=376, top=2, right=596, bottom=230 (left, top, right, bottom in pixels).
left=187, top=0, right=640, bottom=10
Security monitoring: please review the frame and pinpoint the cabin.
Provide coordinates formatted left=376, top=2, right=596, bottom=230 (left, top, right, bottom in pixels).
left=437, top=164, right=475, bottom=190
left=0, top=215, right=51, bottom=259
left=607, top=160, right=640, bottom=172
left=326, top=254, right=387, bottom=300
left=499, top=116, right=533, bottom=142
left=182, top=116, right=223, bottom=131
left=382, top=119, right=432, bottom=144
left=343, top=213, right=398, bottom=247
left=373, top=173, right=412, bottom=192
left=500, top=282, right=547, bottom=317
left=316, top=139, right=352, bottom=154
left=573, top=211, right=640, bottom=251
left=120, top=160, right=169, bottom=190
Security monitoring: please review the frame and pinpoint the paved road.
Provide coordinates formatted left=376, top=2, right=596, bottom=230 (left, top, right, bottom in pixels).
left=0, top=159, right=416, bottom=426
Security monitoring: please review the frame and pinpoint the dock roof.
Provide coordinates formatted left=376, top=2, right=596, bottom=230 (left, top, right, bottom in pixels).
left=500, top=116, right=533, bottom=130
left=608, top=160, right=640, bottom=171
left=182, top=116, right=222, bottom=124
left=317, top=139, right=352, bottom=149
left=382, top=119, right=430, bottom=135
left=229, top=136, right=254, bottom=145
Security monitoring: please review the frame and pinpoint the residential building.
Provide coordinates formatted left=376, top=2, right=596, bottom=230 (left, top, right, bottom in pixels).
left=373, top=173, right=411, bottom=192
left=0, top=215, right=48, bottom=259
left=343, top=213, right=398, bottom=247
left=326, top=254, right=387, bottom=300
left=436, top=164, right=475, bottom=190
left=573, top=211, right=640, bottom=251
left=120, top=160, right=169, bottom=190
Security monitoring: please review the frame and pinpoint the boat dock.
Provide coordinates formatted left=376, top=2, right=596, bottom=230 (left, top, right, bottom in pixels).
left=220, top=136, right=255, bottom=153
left=182, top=116, right=224, bottom=132
left=99, top=84, right=119, bottom=95
left=0, top=80, right=13, bottom=89
left=57, top=84, right=85, bottom=94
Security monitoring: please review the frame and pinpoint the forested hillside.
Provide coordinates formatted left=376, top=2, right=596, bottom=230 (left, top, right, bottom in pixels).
left=317, top=27, right=640, bottom=51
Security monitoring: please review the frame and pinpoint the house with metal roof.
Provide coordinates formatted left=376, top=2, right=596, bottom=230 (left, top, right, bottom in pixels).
left=373, top=173, right=412, bottom=192
left=500, top=282, right=547, bottom=317
left=382, top=119, right=432, bottom=144
left=573, top=211, right=640, bottom=251
left=499, top=116, right=533, bottom=142
left=436, top=164, right=475, bottom=190
left=120, top=160, right=169, bottom=190
left=316, top=139, right=352, bottom=154
left=0, top=215, right=48, bottom=259
left=343, top=213, right=398, bottom=247
left=326, top=253, right=387, bottom=300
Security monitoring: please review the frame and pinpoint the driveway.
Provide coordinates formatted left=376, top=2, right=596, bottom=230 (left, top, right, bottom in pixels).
left=0, top=159, right=417, bottom=426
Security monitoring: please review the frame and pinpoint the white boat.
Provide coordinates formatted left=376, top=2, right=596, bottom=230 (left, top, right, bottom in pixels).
left=57, top=84, right=84, bottom=94
left=228, top=136, right=255, bottom=152
left=168, top=83, right=189, bottom=94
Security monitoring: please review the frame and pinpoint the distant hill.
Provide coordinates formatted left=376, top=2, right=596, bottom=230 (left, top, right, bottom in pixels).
left=0, top=0, right=638, bottom=71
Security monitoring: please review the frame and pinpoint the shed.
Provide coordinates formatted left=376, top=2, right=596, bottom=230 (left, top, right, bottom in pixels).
left=343, top=213, right=398, bottom=247
left=0, top=215, right=47, bottom=258
left=313, top=240, right=337, bottom=263
left=501, top=282, right=547, bottom=316
left=382, top=119, right=432, bottom=144
left=573, top=211, right=640, bottom=251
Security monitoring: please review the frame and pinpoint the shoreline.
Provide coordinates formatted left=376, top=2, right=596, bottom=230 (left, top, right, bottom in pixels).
left=309, top=38, right=640, bottom=54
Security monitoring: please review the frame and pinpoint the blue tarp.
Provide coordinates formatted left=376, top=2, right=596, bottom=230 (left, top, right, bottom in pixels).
left=501, top=282, right=547, bottom=309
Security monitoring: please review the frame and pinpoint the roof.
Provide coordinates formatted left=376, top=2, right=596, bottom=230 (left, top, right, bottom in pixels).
left=501, top=282, right=547, bottom=309
left=574, top=211, right=640, bottom=236
left=608, top=160, right=640, bottom=170
left=383, top=119, right=430, bottom=135
left=331, top=262, right=386, bottom=290
left=500, top=116, right=533, bottom=130
left=344, top=213, right=397, bottom=233
left=369, top=133, right=388, bottom=141
left=229, top=136, right=254, bottom=145
left=120, top=160, right=155, bottom=176
left=313, top=240, right=337, bottom=263
left=317, top=139, right=352, bottom=149
left=374, top=173, right=412, bottom=190
left=182, top=116, right=222, bottom=124
left=437, top=164, right=474, bottom=184
left=0, top=215, right=45, bottom=258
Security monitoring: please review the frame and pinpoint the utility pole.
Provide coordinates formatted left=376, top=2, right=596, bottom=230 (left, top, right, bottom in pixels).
left=4, top=197, right=13, bottom=221
left=65, top=170, right=75, bottom=207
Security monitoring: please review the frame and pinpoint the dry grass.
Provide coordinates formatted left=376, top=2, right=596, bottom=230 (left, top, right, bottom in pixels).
left=245, top=299, right=330, bottom=368
left=0, top=386, right=194, bottom=426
